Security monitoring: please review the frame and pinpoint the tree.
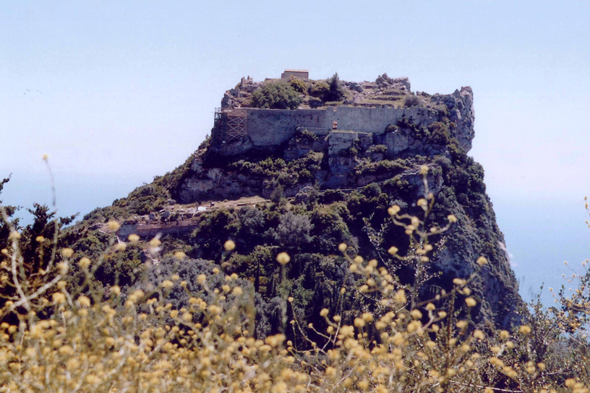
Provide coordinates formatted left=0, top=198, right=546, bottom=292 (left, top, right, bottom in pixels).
left=327, top=73, right=345, bottom=102
left=250, top=82, right=302, bottom=110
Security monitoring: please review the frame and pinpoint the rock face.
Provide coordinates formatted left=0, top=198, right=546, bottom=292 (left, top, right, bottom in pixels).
left=432, top=87, right=475, bottom=152
left=81, top=74, right=518, bottom=333
left=169, top=76, right=521, bottom=329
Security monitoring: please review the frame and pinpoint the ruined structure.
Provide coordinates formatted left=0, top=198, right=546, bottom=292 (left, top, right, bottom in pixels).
left=85, top=72, right=521, bottom=331
left=281, top=69, right=309, bottom=80
left=210, top=72, right=475, bottom=158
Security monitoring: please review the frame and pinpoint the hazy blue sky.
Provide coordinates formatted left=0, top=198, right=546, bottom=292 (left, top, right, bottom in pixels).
left=1, top=1, right=589, bottom=303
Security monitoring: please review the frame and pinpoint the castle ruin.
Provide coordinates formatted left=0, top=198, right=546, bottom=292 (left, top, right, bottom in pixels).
left=210, top=72, right=475, bottom=157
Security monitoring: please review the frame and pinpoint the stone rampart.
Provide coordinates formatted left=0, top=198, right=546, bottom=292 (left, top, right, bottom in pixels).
left=211, top=86, right=474, bottom=156
left=213, top=106, right=443, bottom=155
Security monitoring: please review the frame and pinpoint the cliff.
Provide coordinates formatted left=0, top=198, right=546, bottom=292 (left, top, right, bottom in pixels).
left=76, top=74, right=522, bottom=336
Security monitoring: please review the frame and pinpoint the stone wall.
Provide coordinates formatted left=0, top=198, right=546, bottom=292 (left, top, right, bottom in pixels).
left=211, top=87, right=475, bottom=156
left=281, top=70, right=309, bottom=80
left=214, top=106, right=439, bottom=152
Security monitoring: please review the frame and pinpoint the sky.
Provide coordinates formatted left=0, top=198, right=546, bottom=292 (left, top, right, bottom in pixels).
left=1, top=0, right=589, bottom=304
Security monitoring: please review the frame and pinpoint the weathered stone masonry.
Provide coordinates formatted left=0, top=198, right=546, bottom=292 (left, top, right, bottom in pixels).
left=210, top=84, right=475, bottom=160
left=214, top=106, right=443, bottom=155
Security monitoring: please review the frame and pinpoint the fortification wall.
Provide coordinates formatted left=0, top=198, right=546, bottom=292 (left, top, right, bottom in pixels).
left=246, top=109, right=326, bottom=146
left=325, top=106, right=438, bottom=133
left=211, top=93, right=477, bottom=156
left=243, top=106, right=440, bottom=147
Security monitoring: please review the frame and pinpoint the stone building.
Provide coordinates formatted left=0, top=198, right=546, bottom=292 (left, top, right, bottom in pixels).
left=281, top=69, right=309, bottom=80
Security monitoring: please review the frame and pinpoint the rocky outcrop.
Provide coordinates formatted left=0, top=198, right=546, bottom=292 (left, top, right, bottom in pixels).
left=78, top=75, right=519, bottom=332
left=169, top=77, right=522, bottom=330
left=209, top=77, right=475, bottom=160
left=432, top=87, right=475, bottom=152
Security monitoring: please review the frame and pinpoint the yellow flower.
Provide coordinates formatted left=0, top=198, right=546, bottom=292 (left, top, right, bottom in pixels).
left=174, top=251, right=186, bottom=259
left=388, top=205, right=401, bottom=216
left=425, top=303, right=436, bottom=311
left=232, top=286, right=243, bottom=296
left=362, top=312, right=373, bottom=322
left=197, top=274, right=207, bottom=285
left=419, top=165, right=429, bottom=175
left=476, top=256, right=488, bottom=266
left=35, top=235, right=45, bottom=242
left=224, top=240, right=235, bottom=251
left=107, top=220, right=120, bottom=231
left=42, top=154, right=49, bottom=161
left=57, top=262, right=69, bottom=275
left=338, top=243, right=347, bottom=252
left=161, top=280, right=174, bottom=289
left=395, top=290, right=407, bottom=304
left=465, top=297, right=477, bottom=307
left=354, top=318, right=366, bottom=328
left=111, top=286, right=121, bottom=295
left=519, top=325, right=532, bottom=335
left=61, top=248, right=74, bottom=258
left=149, top=238, right=161, bottom=247
left=128, top=234, right=140, bottom=242
left=276, top=252, right=290, bottom=265
left=447, top=214, right=457, bottom=223
left=320, top=308, right=329, bottom=317
left=388, top=246, right=398, bottom=255
left=77, top=296, right=91, bottom=307
left=78, top=257, right=91, bottom=269
left=52, top=292, right=66, bottom=304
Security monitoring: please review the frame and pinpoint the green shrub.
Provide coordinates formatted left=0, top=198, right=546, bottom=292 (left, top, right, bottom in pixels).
left=367, top=144, right=388, bottom=154
left=327, top=72, right=345, bottom=102
left=289, top=78, right=307, bottom=94
left=310, top=81, right=330, bottom=100
left=404, top=95, right=421, bottom=107
left=250, top=81, right=302, bottom=109
left=3, top=168, right=590, bottom=392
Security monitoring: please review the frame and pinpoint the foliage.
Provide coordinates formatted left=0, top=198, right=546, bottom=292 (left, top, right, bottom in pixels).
left=1, top=168, right=590, bottom=392
left=289, top=78, right=308, bottom=94
left=250, top=81, right=303, bottom=110
left=310, top=81, right=330, bottom=101
left=367, top=144, right=388, bottom=154
left=327, top=73, right=345, bottom=102
left=112, top=184, right=170, bottom=216
left=404, top=95, right=421, bottom=107
left=229, top=152, right=323, bottom=188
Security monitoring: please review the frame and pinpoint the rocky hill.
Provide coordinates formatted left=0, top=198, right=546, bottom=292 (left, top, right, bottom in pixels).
left=75, top=73, right=523, bottom=338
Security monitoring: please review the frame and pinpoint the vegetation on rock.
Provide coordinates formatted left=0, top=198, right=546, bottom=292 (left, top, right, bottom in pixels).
left=249, top=81, right=302, bottom=110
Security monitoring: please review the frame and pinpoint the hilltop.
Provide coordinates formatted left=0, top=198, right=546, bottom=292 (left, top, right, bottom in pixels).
left=73, top=72, right=522, bottom=337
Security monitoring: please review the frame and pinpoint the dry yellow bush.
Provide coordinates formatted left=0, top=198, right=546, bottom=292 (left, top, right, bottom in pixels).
left=0, top=170, right=588, bottom=393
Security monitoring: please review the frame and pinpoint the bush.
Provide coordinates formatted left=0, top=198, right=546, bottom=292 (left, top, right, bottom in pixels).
left=310, top=81, right=330, bottom=100
left=2, top=169, right=590, bottom=392
left=404, top=95, right=421, bottom=107
left=273, top=211, right=313, bottom=247
left=250, top=81, right=302, bottom=109
left=367, top=144, right=388, bottom=154
left=289, top=78, right=307, bottom=94
left=327, top=72, right=345, bottom=102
